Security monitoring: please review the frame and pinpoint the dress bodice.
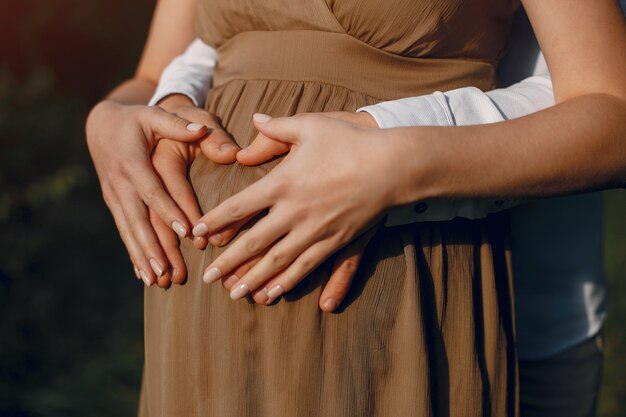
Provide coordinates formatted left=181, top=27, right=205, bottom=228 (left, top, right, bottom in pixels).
left=197, top=0, right=518, bottom=65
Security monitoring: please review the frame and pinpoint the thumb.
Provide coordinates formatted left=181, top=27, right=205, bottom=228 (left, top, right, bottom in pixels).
left=141, top=106, right=208, bottom=144
left=237, top=133, right=290, bottom=166
left=252, top=113, right=304, bottom=145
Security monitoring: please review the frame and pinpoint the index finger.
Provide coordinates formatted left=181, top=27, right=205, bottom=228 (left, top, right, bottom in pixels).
left=124, top=158, right=191, bottom=239
left=192, top=175, right=277, bottom=237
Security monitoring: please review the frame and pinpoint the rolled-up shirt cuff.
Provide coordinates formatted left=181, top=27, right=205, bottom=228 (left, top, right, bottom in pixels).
left=384, top=199, right=520, bottom=226
left=149, top=83, right=204, bottom=107
left=357, top=92, right=452, bottom=128
left=148, top=39, right=217, bottom=107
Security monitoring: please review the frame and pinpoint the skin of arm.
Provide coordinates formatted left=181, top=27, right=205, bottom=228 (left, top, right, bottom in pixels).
left=112, top=0, right=197, bottom=104
left=192, top=0, right=626, bottom=305
left=391, top=0, right=626, bottom=204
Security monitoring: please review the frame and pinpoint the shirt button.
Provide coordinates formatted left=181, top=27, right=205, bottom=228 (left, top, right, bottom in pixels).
left=414, top=202, right=429, bottom=214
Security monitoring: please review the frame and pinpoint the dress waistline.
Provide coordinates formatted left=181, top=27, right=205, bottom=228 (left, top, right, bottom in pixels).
left=213, top=30, right=497, bottom=101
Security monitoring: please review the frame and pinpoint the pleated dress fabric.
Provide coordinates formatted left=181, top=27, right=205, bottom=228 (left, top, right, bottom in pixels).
left=139, top=1, right=520, bottom=416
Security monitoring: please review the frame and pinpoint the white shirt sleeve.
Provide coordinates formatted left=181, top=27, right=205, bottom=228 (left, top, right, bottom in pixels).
left=361, top=75, right=555, bottom=226
left=148, top=39, right=217, bottom=107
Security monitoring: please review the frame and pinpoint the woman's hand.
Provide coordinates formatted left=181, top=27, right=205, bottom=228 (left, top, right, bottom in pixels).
left=206, top=110, right=382, bottom=311
left=192, top=112, right=401, bottom=307
left=86, top=96, right=238, bottom=287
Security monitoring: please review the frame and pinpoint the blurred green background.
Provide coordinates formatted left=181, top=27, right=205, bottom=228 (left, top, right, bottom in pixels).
left=0, top=1, right=624, bottom=416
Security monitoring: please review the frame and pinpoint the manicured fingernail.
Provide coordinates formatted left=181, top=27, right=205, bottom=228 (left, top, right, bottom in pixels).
left=253, top=113, right=272, bottom=124
left=133, top=266, right=141, bottom=280
left=230, top=283, right=250, bottom=300
left=150, top=258, right=164, bottom=277
left=139, top=270, right=152, bottom=287
left=203, top=267, right=223, bottom=284
left=193, top=223, right=209, bottom=237
left=193, top=236, right=207, bottom=249
left=172, top=221, right=187, bottom=238
left=323, top=299, right=338, bottom=311
left=209, top=233, right=223, bottom=246
left=157, top=274, right=169, bottom=287
left=186, top=123, right=204, bottom=132
left=255, top=288, right=270, bottom=305
left=267, top=284, right=284, bottom=300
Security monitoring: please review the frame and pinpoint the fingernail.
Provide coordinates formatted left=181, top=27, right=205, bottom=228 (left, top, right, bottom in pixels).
left=133, top=266, right=141, bottom=280
left=186, top=123, right=204, bottom=132
left=267, top=284, right=284, bottom=300
left=255, top=288, right=270, bottom=304
left=193, top=236, right=207, bottom=249
left=230, top=283, right=250, bottom=300
left=203, top=267, right=223, bottom=284
left=150, top=258, right=164, bottom=277
left=237, top=147, right=250, bottom=155
left=157, top=275, right=169, bottom=287
left=172, top=221, right=187, bottom=238
left=219, top=143, right=239, bottom=152
left=209, top=233, right=223, bottom=246
left=139, top=270, right=152, bottom=287
left=253, top=113, right=272, bottom=124
left=323, top=299, right=338, bottom=311
left=193, top=223, right=209, bottom=237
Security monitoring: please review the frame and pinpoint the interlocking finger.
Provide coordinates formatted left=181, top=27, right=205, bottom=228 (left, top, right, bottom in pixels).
left=151, top=209, right=188, bottom=286
left=125, top=158, right=191, bottom=240
left=116, top=184, right=169, bottom=284
left=201, top=214, right=289, bottom=285
left=262, top=239, right=337, bottom=304
left=105, top=188, right=154, bottom=286
left=192, top=177, right=277, bottom=238
left=228, top=230, right=318, bottom=300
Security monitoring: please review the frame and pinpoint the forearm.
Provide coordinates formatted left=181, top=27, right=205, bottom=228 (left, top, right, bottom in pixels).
left=362, top=75, right=554, bottom=224
left=86, top=78, right=158, bottom=130
left=94, top=0, right=197, bottom=107
left=105, top=78, right=157, bottom=106
left=391, top=94, right=626, bottom=205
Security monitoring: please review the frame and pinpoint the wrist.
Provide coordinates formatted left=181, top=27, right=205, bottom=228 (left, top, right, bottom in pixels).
left=354, top=111, right=379, bottom=128
left=86, top=100, right=120, bottom=136
left=157, top=94, right=196, bottom=112
left=381, top=127, right=448, bottom=207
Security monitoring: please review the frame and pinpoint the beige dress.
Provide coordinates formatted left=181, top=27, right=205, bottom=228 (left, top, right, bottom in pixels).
left=140, top=0, right=520, bottom=416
